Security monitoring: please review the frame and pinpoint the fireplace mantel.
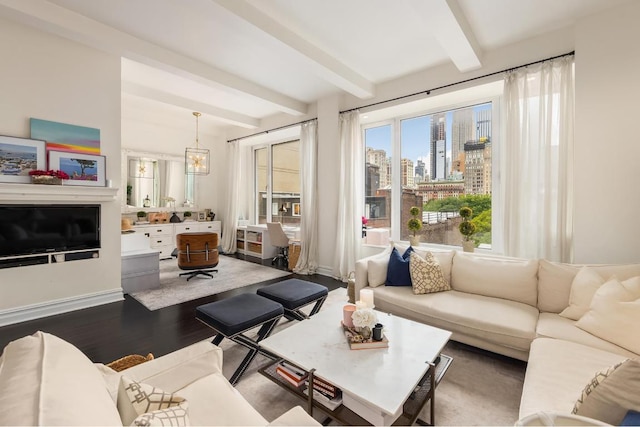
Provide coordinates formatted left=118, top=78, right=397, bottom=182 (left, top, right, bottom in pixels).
left=0, top=184, right=118, bottom=202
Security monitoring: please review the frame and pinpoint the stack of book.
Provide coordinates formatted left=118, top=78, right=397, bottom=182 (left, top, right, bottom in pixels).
left=304, top=376, right=343, bottom=411
left=275, top=361, right=308, bottom=387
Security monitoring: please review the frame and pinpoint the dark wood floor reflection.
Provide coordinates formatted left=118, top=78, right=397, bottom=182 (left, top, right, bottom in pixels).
left=0, top=255, right=344, bottom=363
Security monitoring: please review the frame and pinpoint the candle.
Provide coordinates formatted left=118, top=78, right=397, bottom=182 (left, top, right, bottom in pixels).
left=360, top=289, right=375, bottom=309
left=355, top=301, right=367, bottom=310
left=343, top=304, right=356, bottom=328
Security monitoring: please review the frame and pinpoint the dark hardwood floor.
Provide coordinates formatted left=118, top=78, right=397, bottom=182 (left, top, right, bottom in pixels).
left=0, top=254, right=344, bottom=364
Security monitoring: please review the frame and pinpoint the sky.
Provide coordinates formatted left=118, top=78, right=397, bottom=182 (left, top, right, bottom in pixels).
left=364, top=103, right=491, bottom=166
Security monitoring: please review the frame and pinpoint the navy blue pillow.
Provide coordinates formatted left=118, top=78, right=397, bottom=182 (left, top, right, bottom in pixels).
left=385, top=247, right=414, bottom=286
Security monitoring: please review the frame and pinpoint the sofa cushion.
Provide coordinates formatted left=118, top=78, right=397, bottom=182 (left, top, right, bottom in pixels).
left=385, top=247, right=413, bottom=286
left=537, top=260, right=640, bottom=313
left=174, top=372, right=268, bottom=426
left=575, top=276, right=640, bottom=355
left=572, top=359, right=640, bottom=425
left=559, top=267, right=606, bottom=321
left=392, top=243, right=454, bottom=284
left=536, top=313, right=638, bottom=358
left=409, top=251, right=449, bottom=295
left=367, top=257, right=388, bottom=288
left=451, top=252, right=539, bottom=306
left=0, top=331, right=121, bottom=426
left=371, top=286, right=538, bottom=352
left=119, top=376, right=190, bottom=426
left=519, top=338, right=628, bottom=419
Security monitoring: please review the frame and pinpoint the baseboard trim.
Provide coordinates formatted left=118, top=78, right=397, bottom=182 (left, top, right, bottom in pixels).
left=0, top=289, right=124, bottom=327
left=316, top=265, right=334, bottom=278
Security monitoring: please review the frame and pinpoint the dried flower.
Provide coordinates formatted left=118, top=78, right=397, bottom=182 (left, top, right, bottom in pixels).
left=351, top=308, right=377, bottom=329
left=28, top=169, right=70, bottom=179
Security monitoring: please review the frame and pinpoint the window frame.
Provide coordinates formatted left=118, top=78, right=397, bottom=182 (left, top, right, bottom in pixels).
left=362, top=94, right=502, bottom=252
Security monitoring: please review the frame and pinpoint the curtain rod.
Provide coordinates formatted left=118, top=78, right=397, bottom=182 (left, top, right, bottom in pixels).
left=340, top=50, right=575, bottom=114
left=227, top=118, right=317, bottom=143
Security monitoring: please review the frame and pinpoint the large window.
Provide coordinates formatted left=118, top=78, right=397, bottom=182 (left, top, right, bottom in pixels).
left=364, top=100, right=497, bottom=250
left=255, top=140, right=301, bottom=225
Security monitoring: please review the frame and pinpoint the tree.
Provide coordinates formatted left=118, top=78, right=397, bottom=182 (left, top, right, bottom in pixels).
left=72, top=159, right=96, bottom=177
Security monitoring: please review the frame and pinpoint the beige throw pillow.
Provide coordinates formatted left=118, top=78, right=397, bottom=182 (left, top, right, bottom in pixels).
left=575, top=276, right=640, bottom=354
left=572, top=359, right=640, bottom=425
left=559, top=267, right=606, bottom=321
left=368, top=257, right=389, bottom=287
left=119, top=376, right=190, bottom=426
left=409, top=251, right=450, bottom=295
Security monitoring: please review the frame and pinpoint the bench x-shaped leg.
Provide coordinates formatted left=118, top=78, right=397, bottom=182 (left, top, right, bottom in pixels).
left=284, top=295, right=328, bottom=321
left=211, top=315, right=282, bottom=385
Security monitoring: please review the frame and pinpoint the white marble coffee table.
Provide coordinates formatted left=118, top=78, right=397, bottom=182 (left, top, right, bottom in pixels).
left=259, top=301, right=452, bottom=425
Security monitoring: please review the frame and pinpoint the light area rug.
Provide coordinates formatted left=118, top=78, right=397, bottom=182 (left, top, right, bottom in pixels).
left=217, top=288, right=527, bottom=426
left=130, top=256, right=291, bottom=310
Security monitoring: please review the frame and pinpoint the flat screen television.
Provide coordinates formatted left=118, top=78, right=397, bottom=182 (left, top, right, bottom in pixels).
left=0, top=204, right=100, bottom=258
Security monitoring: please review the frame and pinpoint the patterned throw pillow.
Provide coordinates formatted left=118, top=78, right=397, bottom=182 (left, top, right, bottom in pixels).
left=409, top=251, right=450, bottom=295
left=120, top=376, right=190, bottom=426
left=572, top=359, right=640, bottom=425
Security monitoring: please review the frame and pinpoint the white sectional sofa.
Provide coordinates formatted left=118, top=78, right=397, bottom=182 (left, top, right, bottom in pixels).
left=355, top=244, right=640, bottom=422
left=0, top=331, right=319, bottom=426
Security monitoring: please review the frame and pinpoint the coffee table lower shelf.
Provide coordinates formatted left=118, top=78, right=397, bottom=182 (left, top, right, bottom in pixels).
left=258, top=354, right=452, bottom=426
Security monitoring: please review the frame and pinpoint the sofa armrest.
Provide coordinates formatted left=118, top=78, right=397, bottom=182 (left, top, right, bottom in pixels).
left=268, top=406, right=321, bottom=426
left=119, top=339, right=223, bottom=392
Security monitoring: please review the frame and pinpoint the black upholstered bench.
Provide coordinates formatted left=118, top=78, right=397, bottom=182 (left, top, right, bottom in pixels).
left=196, top=293, right=283, bottom=385
left=257, top=279, right=328, bottom=322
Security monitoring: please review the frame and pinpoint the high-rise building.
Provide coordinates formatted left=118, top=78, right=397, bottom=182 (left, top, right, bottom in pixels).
left=476, top=109, right=491, bottom=140
left=451, top=108, right=474, bottom=173
left=366, top=147, right=390, bottom=188
left=430, top=114, right=446, bottom=180
left=464, top=139, right=491, bottom=195
left=365, top=163, right=380, bottom=197
left=414, top=159, right=425, bottom=183
left=401, top=158, right=414, bottom=187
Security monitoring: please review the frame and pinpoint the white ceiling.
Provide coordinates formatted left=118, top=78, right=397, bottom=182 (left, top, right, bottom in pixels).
left=0, top=0, right=628, bottom=135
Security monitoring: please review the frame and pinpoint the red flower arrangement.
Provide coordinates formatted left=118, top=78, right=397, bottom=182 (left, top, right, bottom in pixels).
left=28, top=169, right=70, bottom=180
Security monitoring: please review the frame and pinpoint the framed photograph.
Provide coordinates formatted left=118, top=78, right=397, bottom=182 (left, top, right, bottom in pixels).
left=197, top=211, right=206, bottom=221
left=48, top=150, right=106, bottom=187
left=0, top=135, right=46, bottom=183
left=292, top=202, right=301, bottom=217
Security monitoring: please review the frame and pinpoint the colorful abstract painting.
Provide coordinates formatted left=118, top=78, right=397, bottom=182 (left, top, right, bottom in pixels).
left=30, top=118, right=100, bottom=155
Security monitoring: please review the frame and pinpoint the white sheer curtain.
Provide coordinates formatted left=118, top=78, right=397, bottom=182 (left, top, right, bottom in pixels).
left=293, top=120, right=319, bottom=274
left=221, top=141, right=240, bottom=253
left=502, top=56, right=574, bottom=262
left=333, top=111, right=364, bottom=281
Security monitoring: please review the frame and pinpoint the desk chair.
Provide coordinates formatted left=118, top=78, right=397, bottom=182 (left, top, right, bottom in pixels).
left=176, top=232, right=219, bottom=281
left=266, top=222, right=290, bottom=268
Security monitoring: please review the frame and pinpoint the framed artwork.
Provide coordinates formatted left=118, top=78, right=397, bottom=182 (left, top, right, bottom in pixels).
left=30, top=118, right=100, bottom=155
left=0, top=135, right=46, bottom=183
left=292, top=202, right=301, bottom=217
left=197, top=211, right=206, bottom=221
left=48, top=150, right=106, bottom=187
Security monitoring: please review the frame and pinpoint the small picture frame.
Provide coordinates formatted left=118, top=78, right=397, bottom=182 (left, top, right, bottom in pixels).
left=48, top=151, right=106, bottom=187
left=197, top=211, right=206, bottom=221
left=292, top=202, right=301, bottom=217
left=0, top=135, right=46, bottom=183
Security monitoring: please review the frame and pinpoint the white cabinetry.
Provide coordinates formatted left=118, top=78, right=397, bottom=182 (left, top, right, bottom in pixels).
left=140, top=224, right=174, bottom=259
left=236, top=225, right=277, bottom=259
left=133, top=221, right=222, bottom=260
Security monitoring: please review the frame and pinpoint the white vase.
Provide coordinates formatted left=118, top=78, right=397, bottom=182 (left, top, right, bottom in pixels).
left=462, top=240, right=475, bottom=253
left=409, top=236, right=420, bottom=247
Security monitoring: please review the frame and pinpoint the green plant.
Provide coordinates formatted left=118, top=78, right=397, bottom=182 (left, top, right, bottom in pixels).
left=407, top=206, right=422, bottom=236
left=183, top=211, right=192, bottom=217
left=459, top=207, right=476, bottom=241
left=136, top=211, right=146, bottom=219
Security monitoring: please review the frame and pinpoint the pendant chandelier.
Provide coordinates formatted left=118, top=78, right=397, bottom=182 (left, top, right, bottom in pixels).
left=185, top=111, right=210, bottom=175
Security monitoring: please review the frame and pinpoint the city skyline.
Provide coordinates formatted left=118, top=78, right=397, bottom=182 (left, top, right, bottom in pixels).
left=364, top=102, right=492, bottom=178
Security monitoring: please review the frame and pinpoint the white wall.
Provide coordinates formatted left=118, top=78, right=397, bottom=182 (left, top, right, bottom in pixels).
left=573, top=1, right=640, bottom=263
left=0, top=17, right=122, bottom=316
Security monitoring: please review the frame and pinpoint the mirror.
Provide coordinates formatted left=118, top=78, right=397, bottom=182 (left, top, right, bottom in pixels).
left=122, top=149, right=195, bottom=210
